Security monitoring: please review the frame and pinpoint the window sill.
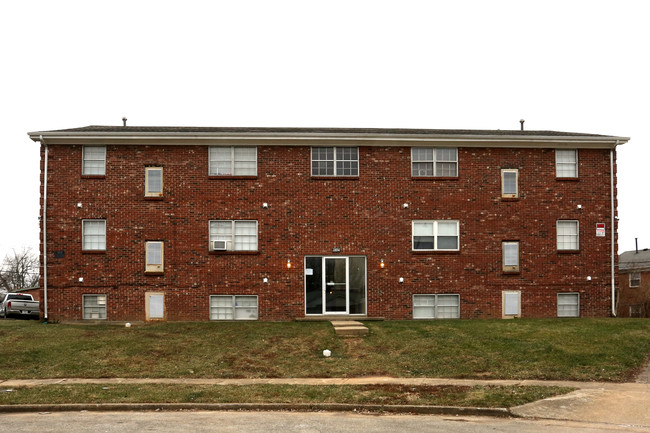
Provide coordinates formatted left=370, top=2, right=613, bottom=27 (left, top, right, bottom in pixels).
left=311, top=176, right=359, bottom=180
left=411, top=250, right=460, bottom=255
left=144, top=196, right=164, bottom=201
left=502, top=271, right=521, bottom=275
left=411, top=176, right=459, bottom=181
left=82, top=250, right=106, bottom=254
left=501, top=197, right=520, bottom=202
left=557, top=249, right=581, bottom=254
left=556, top=177, right=579, bottom=181
left=208, top=175, right=258, bottom=180
left=144, top=271, right=164, bottom=276
left=81, top=175, right=106, bottom=179
left=209, top=251, right=260, bottom=255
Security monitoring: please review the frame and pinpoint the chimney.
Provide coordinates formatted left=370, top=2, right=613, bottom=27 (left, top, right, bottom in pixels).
left=122, top=117, right=127, bottom=127
left=636, top=238, right=638, bottom=254
left=520, top=119, right=525, bottom=131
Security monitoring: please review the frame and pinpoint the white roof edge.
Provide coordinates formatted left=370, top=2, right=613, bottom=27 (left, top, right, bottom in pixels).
left=28, top=131, right=629, bottom=148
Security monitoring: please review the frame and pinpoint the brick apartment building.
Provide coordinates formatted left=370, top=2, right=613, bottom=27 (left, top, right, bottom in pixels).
left=29, top=126, right=628, bottom=322
left=617, top=248, right=650, bottom=317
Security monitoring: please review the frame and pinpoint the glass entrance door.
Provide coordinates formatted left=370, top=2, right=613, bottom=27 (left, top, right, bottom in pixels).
left=305, top=256, right=366, bottom=315
left=325, top=258, right=348, bottom=313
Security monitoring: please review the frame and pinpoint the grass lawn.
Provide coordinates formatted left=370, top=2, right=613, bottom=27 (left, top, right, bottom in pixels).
left=1, top=318, right=649, bottom=381
left=0, top=384, right=572, bottom=408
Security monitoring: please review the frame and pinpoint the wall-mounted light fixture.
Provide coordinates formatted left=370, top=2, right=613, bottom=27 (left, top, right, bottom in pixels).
left=263, top=277, right=269, bottom=283
left=78, top=277, right=84, bottom=283
left=77, top=202, right=82, bottom=208
left=403, top=203, right=409, bottom=209
left=380, top=259, right=385, bottom=269
left=399, top=277, right=404, bottom=283
left=577, top=204, right=582, bottom=209
left=287, top=259, right=292, bottom=269
left=587, top=276, right=592, bottom=281
left=262, top=203, right=269, bottom=209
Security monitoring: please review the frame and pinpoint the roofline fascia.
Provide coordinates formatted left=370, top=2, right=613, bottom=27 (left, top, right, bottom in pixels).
left=28, top=131, right=629, bottom=149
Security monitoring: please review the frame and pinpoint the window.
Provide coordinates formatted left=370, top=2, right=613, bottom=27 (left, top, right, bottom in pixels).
left=146, top=292, right=165, bottom=320
left=209, top=147, right=257, bottom=176
left=501, top=169, right=519, bottom=198
left=413, top=294, right=460, bottom=319
left=145, top=241, right=164, bottom=273
left=83, top=294, right=107, bottom=320
left=557, top=293, right=580, bottom=317
left=502, top=241, right=520, bottom=272
left=210, top=295, right=258, bottom=320
left=556, top=149, right=578, bottom=178
left=209, top=220, right=258, bottom=251
left=557, top=220, right=579, bottom=251
left=411, top=148, right=458, bottom=177
left=311, top=147, right=359, bottom=177
left=503, top=291, right=521, bottom=318
left=82, top=220, right=106, bottom=251
left=145, top=167, right=163, bottom=197
left=412, top=220, right=459, bottom=251
left=82, top=146, right=106, bottom=176
left=630, top=272, right=641, bottom=288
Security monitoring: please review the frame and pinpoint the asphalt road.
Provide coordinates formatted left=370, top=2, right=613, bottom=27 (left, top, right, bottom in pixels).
left=0, top=411, right=645, bottom=433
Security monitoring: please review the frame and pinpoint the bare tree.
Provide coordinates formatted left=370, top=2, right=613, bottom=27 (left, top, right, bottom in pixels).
left=0, top=248, right=40, bottom=293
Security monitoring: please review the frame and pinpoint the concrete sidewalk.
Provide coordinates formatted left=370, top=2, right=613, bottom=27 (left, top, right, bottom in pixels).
left=1, top=376, right=649, bottom=428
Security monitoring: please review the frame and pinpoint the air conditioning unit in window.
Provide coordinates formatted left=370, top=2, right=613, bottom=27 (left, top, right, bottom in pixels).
left=211, top=240, right=231, bottom=251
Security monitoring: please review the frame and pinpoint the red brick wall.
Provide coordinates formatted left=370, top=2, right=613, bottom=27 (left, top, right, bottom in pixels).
left=39, top=144, right=617, bottom=321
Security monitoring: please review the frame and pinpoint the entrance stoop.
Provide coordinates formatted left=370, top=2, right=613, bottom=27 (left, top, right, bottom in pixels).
left=330, top=320, right=369, bottom=337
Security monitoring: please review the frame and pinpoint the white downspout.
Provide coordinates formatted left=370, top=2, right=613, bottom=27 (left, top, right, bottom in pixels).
left=41, top=135, right=48, bottom=321
left=610, top=148, right=616, bottom=317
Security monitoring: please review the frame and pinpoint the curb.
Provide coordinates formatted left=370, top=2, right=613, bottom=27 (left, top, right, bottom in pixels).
left=0, top=403, right=513, bottom=417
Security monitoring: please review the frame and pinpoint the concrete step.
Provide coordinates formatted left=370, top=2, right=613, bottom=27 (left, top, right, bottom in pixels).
left=331, top=320, right=369, bottom=337
left=334, top=326, right=369, bottom=337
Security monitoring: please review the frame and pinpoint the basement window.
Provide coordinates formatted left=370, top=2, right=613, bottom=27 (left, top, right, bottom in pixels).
left=209, top=295, right=258, bottom=320
left=413, top=294, right=460, bottom=319
left=83, top=294, right=107, bottom=320
left=557, top=293, right=580, bottom=317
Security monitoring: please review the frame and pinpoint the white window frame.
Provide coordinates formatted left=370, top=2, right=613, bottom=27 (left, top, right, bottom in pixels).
left=501, top=169, right=519, bottom=198
left=311, top=147, right=359, bottom=177
left=209, top=146, right=257, bottom=176
left=411, top=147, right=458, bottom=177
left=412, top=220, right=460, bottom=251
left=209, top=220, right=258, bottom=251
left=82, top=294, right=107, bottom=320
left=145, top=167, right=163, bottom=197
left=145, top=241, right=164, bottom=273
left=629, top=272, right=641, bottom=288
left=502, top=291, right=521, bottom=318
left=557, top=293, right=580, bottom=317
left=556, top=220, right=579, bottom=251
left=502, top=241, right=520, bottom=272
left=82, top=219, right=106, bottom=251
left=413, top=294, right=460, bottom=319
left=555, top=149, right=578, bottom=178
left=82, top=146, right=106, bottom=176
left=209, top=295, right=259, bottom=320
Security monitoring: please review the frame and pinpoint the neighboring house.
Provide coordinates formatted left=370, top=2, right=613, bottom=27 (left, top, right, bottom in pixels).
left=618, top=248, right=650, bottom=318
left=28, top=126, right=628, bottom=322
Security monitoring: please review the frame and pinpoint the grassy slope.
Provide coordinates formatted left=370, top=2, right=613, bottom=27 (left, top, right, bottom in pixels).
left=1, top=318, right=649, bottom=381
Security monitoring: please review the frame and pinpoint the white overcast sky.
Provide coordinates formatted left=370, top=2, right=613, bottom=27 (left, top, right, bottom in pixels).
left=0, top=0, right=648, bottom=262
